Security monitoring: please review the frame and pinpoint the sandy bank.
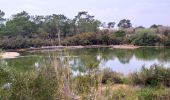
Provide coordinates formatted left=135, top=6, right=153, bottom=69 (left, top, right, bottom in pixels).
left=16, top=45, right=141, bottom=52
left=112, top=45, right=140, bottom=49
left=17, top=45, right=111, bottom=51
left=0, top=52, right=20, bottom=59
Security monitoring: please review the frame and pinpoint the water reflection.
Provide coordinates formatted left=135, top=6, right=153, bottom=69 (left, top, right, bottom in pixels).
left=4, top=47, right=170, bottom=74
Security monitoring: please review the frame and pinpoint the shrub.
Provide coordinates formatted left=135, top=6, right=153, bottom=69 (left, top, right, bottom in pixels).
left=101, top=68, right=124, bottom=84
left=111, top=87, right=138, bottom=100
left=130, top=65, right=170, bottom=87
left=114, top=30, right=126, bottom=37
left=132, top=29, right=161, bottom=46
left=61, top=32, right=122, bottom=46
left=0, top=64, right=58, bottom=100
left=138, top=87, right=170, bottom=100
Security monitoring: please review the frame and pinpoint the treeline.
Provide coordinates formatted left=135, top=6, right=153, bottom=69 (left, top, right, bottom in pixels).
left=0, top=10, right=170, bottom=49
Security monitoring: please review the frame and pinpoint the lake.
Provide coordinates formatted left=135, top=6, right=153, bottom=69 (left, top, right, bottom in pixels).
left=2, top=47, right=170, bottom=75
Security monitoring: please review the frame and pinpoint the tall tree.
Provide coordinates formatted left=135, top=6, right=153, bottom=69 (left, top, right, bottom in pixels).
left=42, top=14, right=69, bottom=45
left=3, top=11, right=37, bottom=36
left=74, top=11, right=101, bottom=34
left=43, top=14, right=68, bottom=37
left=108, top=22, right=116, bottom=28
left=150, top=24, right=158, bottom=28
left=118, top=19, right=132, bottom=28
left=0, top=10, right=5, bottom=28
left=32, top=15, right=45, bottom=28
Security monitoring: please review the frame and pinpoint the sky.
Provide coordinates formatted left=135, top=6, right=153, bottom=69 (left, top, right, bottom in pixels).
left=0, top=0, right=170, bottom=27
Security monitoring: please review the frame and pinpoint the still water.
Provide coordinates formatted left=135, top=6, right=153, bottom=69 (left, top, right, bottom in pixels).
left=3, top=47, right=170, bottom=74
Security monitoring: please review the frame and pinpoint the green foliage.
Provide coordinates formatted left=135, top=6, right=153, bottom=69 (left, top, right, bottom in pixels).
left=0, top=10, right=5, bottom=28
left=132, top=29, right=161, bottom=46
left=150, top=24, right=159, bottom=28
left=108, top=22, right=115, bottom=28
left=110, top=87, right=138, bottom=100
left=164, top=37, right=170, bottom=46
left=0, top=68, right=11, bottom=86
left=0, top=10, right=169, bottom=49
left=114, top=30, right=126, bottom=37
left=1, top=11, right=37, bottom=36
left=130, top=65, right=170, bottom=87
left=74, top=11, right=101, bottom=34
left=62, top=32, right=121, bottom=46
left=118, top=19, right=132, bottom=28
left=73, top=75, right=92, bottom=95
left=138, top=87, right=170, bottom=100
left=101, top=68, right=125, bottom=84
left=0, top=65, right=57, bottom=100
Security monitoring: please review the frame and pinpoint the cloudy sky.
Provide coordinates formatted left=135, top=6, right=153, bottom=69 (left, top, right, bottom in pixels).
left=0, top=0, right=170, bottom=27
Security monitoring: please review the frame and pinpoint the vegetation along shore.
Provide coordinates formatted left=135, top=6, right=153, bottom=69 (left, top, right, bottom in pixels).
left=0, top=10, right=170, bottom=49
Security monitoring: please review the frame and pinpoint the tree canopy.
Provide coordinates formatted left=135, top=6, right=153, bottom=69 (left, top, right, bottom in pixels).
left=118, top=19, right=132, bottom=28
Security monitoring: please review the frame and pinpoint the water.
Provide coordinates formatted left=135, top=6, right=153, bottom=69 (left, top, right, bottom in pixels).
left=3, top=47, right=170, bottom=74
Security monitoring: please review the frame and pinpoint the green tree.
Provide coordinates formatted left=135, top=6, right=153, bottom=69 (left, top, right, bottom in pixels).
left=108, top=22, right=115, bottom=28
left=74, top=11, right=101, bottom=34
left=0, top=10, right=5, bottom=28
left=118, top=19, right=132, bottom=28
left=1, top=11, right=37, bottom=36
left=32, top=15, right=45, bottom=28
left=43, top=14, right=68, bottom=38
left=150, top=24, right=158, bottom=28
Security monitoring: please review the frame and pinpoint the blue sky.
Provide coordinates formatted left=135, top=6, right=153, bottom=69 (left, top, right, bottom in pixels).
left=0, top=0, right=170, bottom=27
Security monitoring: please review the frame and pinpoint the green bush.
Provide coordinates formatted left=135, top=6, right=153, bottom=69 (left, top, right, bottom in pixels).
left=0, top=36, right=57, bottom=49
left=110, top=87, right=138, bottom=100
left=0, top=68, right=11, bottom=86
left=101, top=69, right=125, bottom=84
left=61, top=32, right=121, bottom=46
left=132, top=30, right=161, bottom=46
left=138, top=87, right=170, bottom=100
left=0, top=66, right=58, bottom=100
left=130, top=65, right=170, bottom=87
left=114, top=30, right=126, bottom=37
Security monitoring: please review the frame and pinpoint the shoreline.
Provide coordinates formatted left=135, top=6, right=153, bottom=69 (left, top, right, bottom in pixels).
left=1, top=45, right=168, bottom=57
left=0, top=45, right=139, bottom=58
left=16, top=45, right=141, bottom=52
left=0, top=52, right=20, bottom=59
left=111, top=45, right=140, bottom=49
